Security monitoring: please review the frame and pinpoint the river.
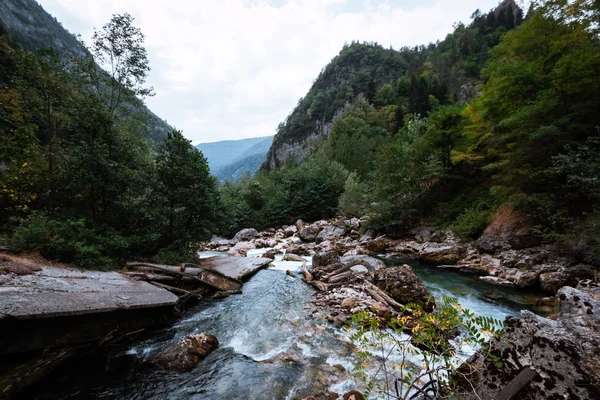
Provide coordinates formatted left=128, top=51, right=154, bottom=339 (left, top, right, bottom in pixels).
left=23, top=250, right=550, bottom=400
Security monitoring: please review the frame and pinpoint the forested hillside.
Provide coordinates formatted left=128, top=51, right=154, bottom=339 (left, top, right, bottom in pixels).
left=262, top=0, right=523, bottom=170
left=0, top=0, right=173, bottom=142
left=225, top=0, right=600, bottom=266
left=0, top=14, right=220, bottom=267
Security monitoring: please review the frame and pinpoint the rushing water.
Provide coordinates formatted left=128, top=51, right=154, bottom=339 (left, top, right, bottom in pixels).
left=28, top=249, right=550, bottom=400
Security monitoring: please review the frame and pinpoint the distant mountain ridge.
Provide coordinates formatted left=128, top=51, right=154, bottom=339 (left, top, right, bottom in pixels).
left=0, top=0, right=173, bottom=142
left=196, top=136, right=273, bottom=181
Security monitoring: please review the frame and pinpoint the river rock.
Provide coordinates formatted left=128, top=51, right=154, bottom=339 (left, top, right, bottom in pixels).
left=502, top=269, right=539, bottom=289
left=476, top=204, right=540, bottom=253
left=263, top=249, right=279, bottom=259
left=315, top=225, right=347, bottom=244
left=374, top=264, right=433, bottom=309
left=283, top=225, right=297, bottom=237
left=231, top=228, right=260, bottom=244
left=340, top=255, right=385, bottom=274
left=155, top=333, right=219, bottom=371
left=456, top=285, right=600, bottom=400
left=342, top=390, right=365, bottom=400
left=227, top=241, right=255, bottom=257
left=418, top=243, right=464, bottom=265
left=313, top=251, right=340, bottom=269
left=299, top=225, right=320, bottom=242
left=539, top=263, right=595, bottom=293
left=365, top=236, right=389, bottom=253
left=283, top=253, right=305, bottom=262
left=479, top=276, right=515, bottom=287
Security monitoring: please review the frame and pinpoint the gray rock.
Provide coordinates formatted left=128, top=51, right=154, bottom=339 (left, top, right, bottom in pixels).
left=316, top=225, right=347, bottom=244
left=298, top=225, right=321, bottom=242
left=456, top=286, right=600, bottom=400
left=231, top=228, right=260, bottom=243
left=341, top=255, right=385, bottom=273
left=313, top=251, right=340, bottom=269
left=539, top=264, right=595, bottom=293
left=418, top=243, right=464, bottom=265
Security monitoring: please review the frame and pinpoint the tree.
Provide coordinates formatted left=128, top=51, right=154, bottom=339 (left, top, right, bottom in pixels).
left=84, top=13, right=154, bottom=116
left=155, top=130, right=219, bottom=249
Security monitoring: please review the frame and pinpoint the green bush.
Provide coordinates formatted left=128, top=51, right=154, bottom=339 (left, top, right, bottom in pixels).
left=9, top=214, right=128, bottom=269
left=452, top=202, right=493, bottom=239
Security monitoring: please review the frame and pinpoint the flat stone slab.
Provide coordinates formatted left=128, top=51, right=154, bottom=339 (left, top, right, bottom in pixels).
left=0, top=266, right=179, bottom=320
left=200, top=257, right=273, bottom=280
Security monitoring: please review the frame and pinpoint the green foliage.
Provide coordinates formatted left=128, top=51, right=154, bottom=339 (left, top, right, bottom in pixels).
left=338, top=172, right=370, bottom=218
left=348, top=297, right=504, bottom=399
left=452, top=202, right=494, bottom=239
left=10, top=213, right=127, bottom=269
left=155, top=130, right=219, bottom=250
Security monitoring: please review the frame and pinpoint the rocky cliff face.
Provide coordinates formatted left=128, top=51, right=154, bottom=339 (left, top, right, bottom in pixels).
left=261, top=43, right=408, bottom=170
left=0, top=0, right=173, bottom=143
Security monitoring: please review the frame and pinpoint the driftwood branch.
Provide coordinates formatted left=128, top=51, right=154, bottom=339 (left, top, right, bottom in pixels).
left=149, top=281, right=203, bottom=299
left=302, top=262, right=313, bottom=282
left=362, top=280, right=404, bottom=310
left=126, top=262, right=205, bottom=283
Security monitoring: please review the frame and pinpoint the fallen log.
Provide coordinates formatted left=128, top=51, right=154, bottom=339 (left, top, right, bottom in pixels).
left=362, top=280, right=404, bottom=310
left=304, top=279, right=328, bottom=292
left=322, top=265, right=352, bottom=281
left=149, top=282, right=203, bottom=299
left=124, top=272, right=179, bottom=282
left=328, top=271, right=354, bottom=284
left=126, top=262, right=242, bottom=292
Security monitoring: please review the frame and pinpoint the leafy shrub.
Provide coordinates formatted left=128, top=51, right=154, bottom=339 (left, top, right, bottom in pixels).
left=349, top=297, right=504, bottom=399
left=452, top=202, right=493, bottom=239
left=10, top=213, right=128, bottom=269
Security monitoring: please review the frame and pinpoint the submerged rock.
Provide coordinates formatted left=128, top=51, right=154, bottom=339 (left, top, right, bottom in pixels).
left=155, top=333, right=219, bottom=371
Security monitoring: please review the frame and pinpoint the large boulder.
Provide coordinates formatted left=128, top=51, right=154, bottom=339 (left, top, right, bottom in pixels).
left=340, top=255, right=385, bottom=274
left=456, top=285, right=600, bottom=400
left=316, top=225, right=347, bottom=244
left=283, top=225, right=297, bottom=237
left=155, top=333, right=219, bottom=371
left=299, top=225, right=321, bottom=242
left=538, top=263, right=595, bottom=293
left=312, top=250, right=342, bottom=280
left=231, top=228, right=260, bottom=244
left=374, top=264, right=433, bottom=309
left=418, top=243, right=464, bottom=265
left=364, top=236, right=390, bottom=253
left=313, top=251, right=340, bottom=269
left=227, top=241, right=255, bottom=257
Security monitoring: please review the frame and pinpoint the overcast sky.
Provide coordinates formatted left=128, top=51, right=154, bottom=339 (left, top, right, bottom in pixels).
left=38, top=0, right=503, bottom=144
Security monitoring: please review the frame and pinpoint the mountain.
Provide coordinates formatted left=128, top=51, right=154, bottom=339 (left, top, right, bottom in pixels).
left=0, top=0, right=173, bottom=142
left=196, top=136, right=273, bottom=180
left=262, top=0, right=524, bottom=171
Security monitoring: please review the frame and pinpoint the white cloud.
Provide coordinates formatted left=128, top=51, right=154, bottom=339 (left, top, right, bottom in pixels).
left=38, top=0, right=502, bottom=144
